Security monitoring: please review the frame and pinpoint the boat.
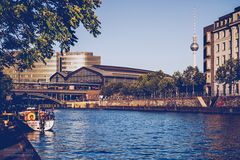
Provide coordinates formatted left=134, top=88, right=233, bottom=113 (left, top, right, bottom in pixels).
left=18, top=108, right=55, bottom=131
left=1, top=111, right=16, bottom=129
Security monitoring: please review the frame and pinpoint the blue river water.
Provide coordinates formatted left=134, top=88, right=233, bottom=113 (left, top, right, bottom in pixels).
left=26, top=109, right=240, bottom=160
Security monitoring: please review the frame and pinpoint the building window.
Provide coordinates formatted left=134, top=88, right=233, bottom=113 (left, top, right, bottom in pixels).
left=216, top=32, right=219, bottom=39
left=223, top=30, right=226, bottom=37
left=220, top=21, right=223, bottom=26
left=217, top=56, right=220, bottom=65
left=236, top=84, right=239, bottom=94
left=216, top=44, right=220, bottom=52
left=207, top=33, right=211, bottom=42
left=223, top=42, right=226, bottom=51
left=216, top=85, right=219, bottom=96
left=223, top=84, right=226, bottom=96
left=229, top=84, right=232, bottom=95
left=216, top=22, right=219, bottom=28
left=223, top=55, right=226, bottom=64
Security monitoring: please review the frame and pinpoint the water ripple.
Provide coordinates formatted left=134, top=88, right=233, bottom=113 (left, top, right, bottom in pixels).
left=27, top=109, right=240, bottom=160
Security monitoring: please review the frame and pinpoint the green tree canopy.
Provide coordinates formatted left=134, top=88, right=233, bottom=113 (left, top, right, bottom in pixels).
left=172, top=71, right=185, bottom=93
left=101, top=82, right=124, bottom=97
left=215, top=59, right=240, bottom=94
left=172, top=66, right=205, bottom=95
left=0, top=71, right=12, bottom=110
left=158, top=77, right=176, bottom=97
left=100, top=67, right=205, bottom=98
left=216, top=59, right=237, bottom=85
left=0, top=0, right=101, bottom=70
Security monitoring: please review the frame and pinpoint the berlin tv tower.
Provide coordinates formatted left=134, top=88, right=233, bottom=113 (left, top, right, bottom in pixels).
left=190, top=10, right=199, bottom=68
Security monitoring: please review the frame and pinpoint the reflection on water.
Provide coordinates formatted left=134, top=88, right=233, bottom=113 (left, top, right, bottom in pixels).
left=203, top=115, right=240, bottom=160
left=26, top=131, right=55, bottom=142
left=27, top=109, right=240, bottom=160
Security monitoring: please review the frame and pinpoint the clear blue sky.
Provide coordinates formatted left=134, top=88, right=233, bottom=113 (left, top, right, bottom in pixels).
left=66, top=0, right=240, bottom=74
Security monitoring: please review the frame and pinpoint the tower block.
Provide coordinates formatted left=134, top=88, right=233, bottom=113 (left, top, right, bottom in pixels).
left=190, top=11, right=199, bottom=68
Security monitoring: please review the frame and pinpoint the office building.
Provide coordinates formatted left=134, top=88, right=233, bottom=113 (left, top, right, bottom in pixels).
left=4, top=54, right=58, bottom=83
left=4, top=52, right=101, bottom=83
left=59, top=52, right=101, bottom=72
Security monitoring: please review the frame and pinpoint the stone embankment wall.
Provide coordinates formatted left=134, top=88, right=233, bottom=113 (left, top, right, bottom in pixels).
left=97, top=96, right=240, bottom=114
left=0, top=121, right=41, bottom=159
left=216, top=96, right=240, bottom=107
left=67, top=97, right=211, bottom=108
left=66, top=96, right=240, bottom=113
left=99, top=97, right=210, bottom=108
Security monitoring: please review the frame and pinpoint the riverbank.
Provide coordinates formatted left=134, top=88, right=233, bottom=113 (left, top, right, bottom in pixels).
left=95, top=106, right=240, bottom=114
left=65, top=96, right=240, bottom=114
left=0, top=115, right=41, bottom=160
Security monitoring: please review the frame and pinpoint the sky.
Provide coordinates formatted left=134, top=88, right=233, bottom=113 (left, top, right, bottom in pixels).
left=60, top=0, right=240, bottom=74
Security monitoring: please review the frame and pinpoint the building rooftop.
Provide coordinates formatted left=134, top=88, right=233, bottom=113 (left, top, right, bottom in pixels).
left=57, top=52, right=94, bottom=56
left=92, top=65, right=152, bottom=74
left=51, top=65, right=152, bottom=81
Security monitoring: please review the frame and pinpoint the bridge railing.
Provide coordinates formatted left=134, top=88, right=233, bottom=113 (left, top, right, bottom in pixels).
left=12, top=82, right=101, bottom=91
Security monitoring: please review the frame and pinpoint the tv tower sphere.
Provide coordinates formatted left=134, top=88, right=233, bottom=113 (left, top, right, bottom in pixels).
left=190, top=35, right=199, bottom=51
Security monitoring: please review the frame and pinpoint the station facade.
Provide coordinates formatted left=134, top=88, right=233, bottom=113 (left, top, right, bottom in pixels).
left=50, top=65, right=151, bottom=88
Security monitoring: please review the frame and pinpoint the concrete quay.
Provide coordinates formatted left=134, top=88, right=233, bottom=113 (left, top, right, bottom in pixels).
left=0, top=115, right=41, bottom=160
left=66, top=96, right=240, bottom=114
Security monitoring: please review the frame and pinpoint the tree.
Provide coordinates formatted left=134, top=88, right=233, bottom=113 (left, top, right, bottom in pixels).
left=216, top=59, right=238, bottom=95
left=136, top=71, right=166, bottom=97
left=0, top=0, right=101, bottom=70
left=158, top=77, right=176, bottom=97
left=101, top=82, right=124, bottom=97
left=172, top=71, right=185, bottom=94
left=182, top=66, right=195, bottom=94
left=0, top=1, right=101, bottom=109
left=193, top=69, right=205, bottom=94
left=235, top=59, right=240, bottom=81
left=181, top=66, right=205, bottom=95
left=0, top=71, right=12, bottom=110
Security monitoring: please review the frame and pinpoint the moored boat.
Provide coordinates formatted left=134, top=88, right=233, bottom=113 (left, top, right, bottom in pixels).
left=19, top=108, right=54, bottom=131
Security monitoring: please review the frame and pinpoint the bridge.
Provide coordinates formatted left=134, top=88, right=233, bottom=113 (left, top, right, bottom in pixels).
left=11, top=82, right=101, bottom=106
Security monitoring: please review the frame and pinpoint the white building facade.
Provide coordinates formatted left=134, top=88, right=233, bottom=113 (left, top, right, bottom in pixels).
left=204, top=6, right=240, bottom=96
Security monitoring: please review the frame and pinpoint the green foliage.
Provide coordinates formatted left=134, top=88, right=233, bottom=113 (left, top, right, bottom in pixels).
left=216, top=59, right=240, bottom=86
left=0, top=71, right=12, bottom=109
left=216, top=59, right=233, bottom=85
left=235, top=59, right=240, bottom=81
left=194, top=69, right=205, bottom=92
left=158, top=77, right=176, bottom=96
left=173, top=66, right=205, bottom=94
left=172, top=71, right=185, bottom=93
left=101, top=82, right=124, bottom=97
left=0, top=0, right=101, bottom=70
left=101, top=67, right=205, bottom=98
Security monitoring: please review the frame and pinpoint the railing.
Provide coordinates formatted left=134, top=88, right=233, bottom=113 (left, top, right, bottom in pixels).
left=101, top=92, right=209, bottom=101
left=12, top=82, right=101, bottom=91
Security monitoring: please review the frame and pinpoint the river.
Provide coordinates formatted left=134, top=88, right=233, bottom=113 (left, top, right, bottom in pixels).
left=26, top=109, right=240, bottom=160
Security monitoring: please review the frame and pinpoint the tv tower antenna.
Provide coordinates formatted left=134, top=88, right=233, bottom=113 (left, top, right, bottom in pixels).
left=190, top=8, right=199, bottom=68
